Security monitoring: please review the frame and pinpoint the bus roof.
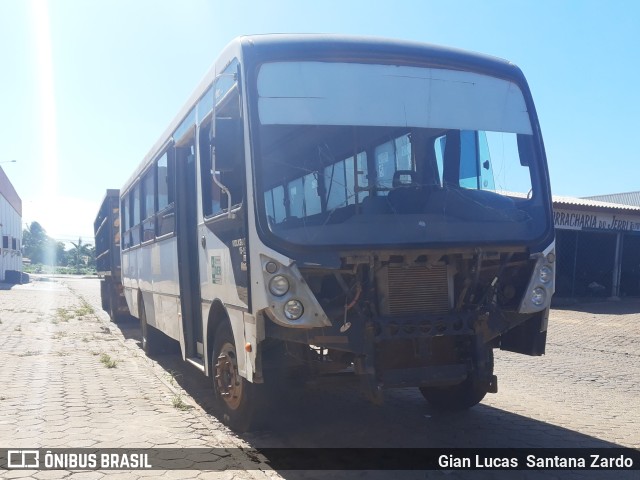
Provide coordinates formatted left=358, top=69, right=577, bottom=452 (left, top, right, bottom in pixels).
left=240, top=34, right=516, bottom=71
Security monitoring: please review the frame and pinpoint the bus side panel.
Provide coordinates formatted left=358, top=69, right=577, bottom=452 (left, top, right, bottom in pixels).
left=141, top=288, right=156, bottom=327
left=155, top=294, right=182, bottom=344
left=138, top=243, right=153, bottom=296
left=199, top=227, right=250, bottom=378
left=242, top=313, right=259, bottom=382
left=229, top=307, right=248, bottom=380
left=152, top=236, right=182, bottom=343
left=199, top=227, right=248, bottom=310
left=121, top=250, right=138, bottom=317
left=131, top=248, right=141, bottom=311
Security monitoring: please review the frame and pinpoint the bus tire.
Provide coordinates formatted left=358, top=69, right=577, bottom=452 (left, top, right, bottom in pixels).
left=211, top=323, right=258, bottom=432
left=419, top=347, right=493, bottom=411
left=139, top=298, right=162, bottom=355
left=100, top=280, right=109, bottom=312
left=109, top=287, right=124, bottom=323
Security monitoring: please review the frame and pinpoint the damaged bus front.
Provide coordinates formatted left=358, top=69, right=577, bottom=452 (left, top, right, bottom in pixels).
left=248, top=45, right=554, bottom=410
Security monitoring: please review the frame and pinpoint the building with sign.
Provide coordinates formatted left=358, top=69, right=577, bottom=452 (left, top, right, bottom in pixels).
left=553, top=194, right=640, bottom=299
left=0, top=166, right=22, bottom=282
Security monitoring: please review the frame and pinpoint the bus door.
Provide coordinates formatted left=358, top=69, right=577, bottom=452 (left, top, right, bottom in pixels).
left=175, top=137, right=204, bottom=361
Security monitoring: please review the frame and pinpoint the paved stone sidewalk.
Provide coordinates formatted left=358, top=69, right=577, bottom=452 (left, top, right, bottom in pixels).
left=482, top=301, right=640, bottom=449
left=0, top=279, right=279, bottom=480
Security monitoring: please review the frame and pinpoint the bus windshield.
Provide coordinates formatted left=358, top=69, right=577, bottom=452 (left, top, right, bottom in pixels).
left=254, top=61, right=549, bottom=249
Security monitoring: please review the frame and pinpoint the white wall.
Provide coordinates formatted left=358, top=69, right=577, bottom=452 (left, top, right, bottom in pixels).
left=0, top=194, right=22, bottom=282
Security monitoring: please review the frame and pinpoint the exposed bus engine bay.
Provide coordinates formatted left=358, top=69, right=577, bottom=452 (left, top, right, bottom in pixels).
left=260, top=247, right=552, bottom=402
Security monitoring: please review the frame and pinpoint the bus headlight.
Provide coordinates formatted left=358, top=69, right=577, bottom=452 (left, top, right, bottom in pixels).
left=539, top=265, right=553, bottom=284
left=265, top=261, right=278, bottom=274
left=269, top=275, right=290, bottom=296
left=519, top=244, right=555, bottom=314
left=260, top=254, right=332, bottom=328
left=284, top=300, right=304, bottom=320
left=531, top=287, right=546, bottom=306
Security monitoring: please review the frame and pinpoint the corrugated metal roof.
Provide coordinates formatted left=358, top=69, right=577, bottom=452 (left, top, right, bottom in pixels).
left=583, top=191, right=640, bottom=207
left=478, top=190, right=640, bottom=212
left=553, top=194, right=640, bottom=212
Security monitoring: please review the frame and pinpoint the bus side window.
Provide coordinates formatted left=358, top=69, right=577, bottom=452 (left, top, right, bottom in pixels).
left=374, top=134, right=413, bottom=196
left=200, top=121, right=221, bottom=217
left=141, top=169, right=155, bottom=242
left=131, top=184, right=141, bottom=246
left=205, top=60, right=245, bottom=217
left=156, top=151, right=176, bottom=236
left=214, top=116, right=245, bottom=212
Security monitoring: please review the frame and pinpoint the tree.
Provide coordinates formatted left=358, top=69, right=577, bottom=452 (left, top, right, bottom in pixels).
left=22, top=222, right=95, bottom=271
left=22, top=221, right=55, bottom=265
left=68, top=237, right=94, bottom=273
left=86, top=245, right=96, bottom=269
left=54, top=241, right=67, bottom=266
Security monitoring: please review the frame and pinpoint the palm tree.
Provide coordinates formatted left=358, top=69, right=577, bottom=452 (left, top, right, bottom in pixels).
left=69, top=237, right=93, bottom=274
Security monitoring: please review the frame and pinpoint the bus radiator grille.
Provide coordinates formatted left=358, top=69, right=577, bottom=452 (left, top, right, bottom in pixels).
left=387, top=264, right=449, bottom=316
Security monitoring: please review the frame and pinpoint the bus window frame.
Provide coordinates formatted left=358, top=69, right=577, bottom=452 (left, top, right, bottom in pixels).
left=155, top=146, right=176, bottom=239
left=141, top=167, right=156, bottom=244
left=203, top=61, right=245, bottom=223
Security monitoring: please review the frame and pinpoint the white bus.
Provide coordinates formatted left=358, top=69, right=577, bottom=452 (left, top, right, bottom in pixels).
left=119, top=35, right=555, bottom=431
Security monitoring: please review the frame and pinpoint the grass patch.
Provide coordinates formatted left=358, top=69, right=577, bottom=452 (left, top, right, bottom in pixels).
left=171, top=394, right=193, bottom=411
left=53, top=302, right=94, bottom=322
left=165, top=370, right=182, bottom=387
left=75, top=301, right=94, bottom=317
left=55, top=308, right=74, bottom=322
left=99, top=353, right=118, bottom=368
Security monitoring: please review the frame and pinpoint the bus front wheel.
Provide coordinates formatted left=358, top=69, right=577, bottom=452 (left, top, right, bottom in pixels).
left=212, top=324, right=258, bottom=432
left=419, top=347, right=494, bottom=411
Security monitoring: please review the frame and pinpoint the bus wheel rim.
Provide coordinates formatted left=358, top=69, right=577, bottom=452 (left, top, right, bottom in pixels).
left=215, top=342, right=243, bottom=410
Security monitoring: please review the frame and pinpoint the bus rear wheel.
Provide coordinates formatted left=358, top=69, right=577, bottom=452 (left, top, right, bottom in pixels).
left=212, top=324, right=258, bottom=432
left=420, top=347, right=494, bottom=411
left=139, top=298, right=162, bottom=355
left=109, top=286, right=125, bottom=323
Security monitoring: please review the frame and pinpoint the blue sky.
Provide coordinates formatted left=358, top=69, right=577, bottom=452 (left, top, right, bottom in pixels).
left=0, top=0, right=639, bottom=243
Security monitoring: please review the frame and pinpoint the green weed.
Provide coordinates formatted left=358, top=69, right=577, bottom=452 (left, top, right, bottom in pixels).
left=99, top=353, right=118, bottom=368
left=171, top=394, right=193, bottom=411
